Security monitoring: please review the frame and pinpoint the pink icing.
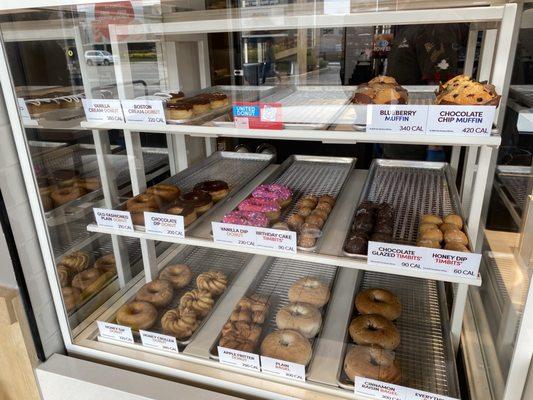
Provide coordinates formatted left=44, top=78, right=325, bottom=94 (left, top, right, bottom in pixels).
left=238, top=197, right=280, bottom=213
left=222, top=210, right=269, bottom=227
left=251, top=184, right=292, bottom=202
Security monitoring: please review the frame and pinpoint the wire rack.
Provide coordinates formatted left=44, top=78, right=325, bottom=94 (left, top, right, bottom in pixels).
left=49, top=212, right=97, bottom=257
left=496, top=169, right=532, bottom=213
left=121, top=246, right=252, bottom=347
left=338, top=272, right=458, bottom=398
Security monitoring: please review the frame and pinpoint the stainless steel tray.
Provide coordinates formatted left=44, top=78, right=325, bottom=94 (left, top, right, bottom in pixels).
left=114, top=246, right=252, bottom=347
left=495, top=165, right=533, bottom=213
left=336, top=272, right=460, bottom=399
left=209, top=256, right=338, bottom=374
left=216, top=155, right=355, bottom=252
left=343, top=159, right=471, bottom=258
left=164, top=85, right=276, bottom=125
left=127, top=151, right=274, bottom=232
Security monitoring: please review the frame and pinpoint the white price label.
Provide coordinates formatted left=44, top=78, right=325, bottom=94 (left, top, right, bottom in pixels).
left=97, top=321, right=133, bottom=343
left=260, top=356, right=305, bottom=381
left=144, top=212, right=184, bottom=238
left=93, top=208, right=134, bottom=231
left=368, top=241, right=480, bottom=279
left=121, top=99, right=166, bottom=125
left=212, top=222, right=256, bottom=247
left=354, top=377, right=457, bottom=400
left=366, top=105, right=428, bottom=134
left=427, top=105, right=495, bottom=136
left=82, top=99, right=124, bottom=122
left=17, top=98, right=31, bottom=119
left=140, top=330, right=178, bottom=353
left=218, top=346, right=260, bottom=371
left=254, top=227, right=297, bottom=254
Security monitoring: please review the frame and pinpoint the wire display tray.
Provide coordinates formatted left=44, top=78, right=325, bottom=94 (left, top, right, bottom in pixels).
left=164, top=85, right=276, bottom=125
left=495, top=165, right=533, bottom=213
left=343, top=159, right=470, bottom=258
left=125, top=151, right=274, bottom=232
left=336, top=272, right=460, bottom=399
left=216, top=154, right=355, bottom=252
left=112, top=246, right=252, bottom=347
left=509, top=85, right=533, bottom=108
left=209, top=257, right=338, bottom=373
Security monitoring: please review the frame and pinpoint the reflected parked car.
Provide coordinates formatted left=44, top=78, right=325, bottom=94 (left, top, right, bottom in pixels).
left=84, top=50, right=115, bottom=66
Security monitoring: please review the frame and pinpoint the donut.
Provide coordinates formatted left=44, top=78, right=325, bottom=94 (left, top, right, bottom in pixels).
left=439, top=222, right=457, bottom=233
left=72, top=268, right=102, bottom=291
left=420, top=228, right=443, bottom=242
left=193, top=180, right=229, bottom=202
left=116, top=301, right=157, bottom=330
left=288, top=277, right=330, bottom=307
left=444, top=228, right=468, bottom=245
left=344, top=235, right=368, bottom=254
left=297, top=225, right=320, bottom=248
left=196, top=270, right=227, bottom=296
left=219, top=334, right=255, bottom=353
left=57, top=265, right=71, bottom=287
left=131, top=207, right=158, bottom=226
left=51, top=186, right=87, bottom=206
left=62, top=286, right=81, bottom=312
left=159, top=264, right=192, bottom=288
left=355, top=288, right=402, bottom=320
left=276, top=302, right=322, bottom=338
left=305, top=214, right=325, bottom=229
left=251, top=184, right=293, bottom=208
left=161, top=307, right=198, bottom=339
left=206, top=92, right=229, bottom=109
left=135, top=279, right=174, bottom=308
left=344, top=345, right=401, bottom=384
left=166, top=101, right=193, bottom=120
left=287, top=214, right=305, bottom=231
left=315, top=201, right=332, bottom=215
left=165, top=200, right=197, bottom=226
left=189, top=96, right=211, bottom=114
left=443, top=214, right=463, bottom=230
left=318, top=194, right=336, bottom=207
left=146, top=184, right=181, bottom=203
left=95, top=254, right=116, bottom=273
left=417, top=239, right=441, bottom=249
left=221, top=321, right=262, bottom=344
left=168, top=91, right=185, bottom=100
left=222, top=210, right=269, bottom=227
left=260, top=330, right=312, bottom=365
left=77, top=176, right=101, bottom=191
left=126, top=193, right=161, bottom=212
left=179, top=289, right=214, bottom=317
left=180, top=190, right=213, bottom=215
left=297, top=206, right=313, bottom=217
left=444, top=242, right=470, bottom=252
left=60, top=251, right=89, bottom=273
left=238, top=197, right=280, bottom=221
left=349, top=314, right=400, bottom=350
left=420, top=214, right=443, bottom=225
left=298, top=198, right=318, bottom=209
left=419, top=223, right=439, bottom=233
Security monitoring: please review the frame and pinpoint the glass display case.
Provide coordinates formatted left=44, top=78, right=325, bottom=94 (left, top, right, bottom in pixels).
left=0, top=1, right=531, bottom=399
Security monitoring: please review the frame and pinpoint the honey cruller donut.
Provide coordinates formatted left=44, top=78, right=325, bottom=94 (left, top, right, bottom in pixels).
left=161, top=307, right=198, bottom=340
left=135, top=279, right=174, bottom=308
left=260, top=330, right=312, bottom=365
left=276, top=302, right=322, bottom=338
left=116, top=301, right=157, bottom=330
left=288, top=276, right=330, bottom=308
left=159, top=264, right=192, bottom=289
left=349, top=314, right=401, bottom=350
left=60, top=251, right=89, bottom=273
left=344, top=345, right=401, bottom=384
left=196, top=270, right=227, bottom=296
left=179, top=289, right=214, bottom=317
left=355, top=288, right=402, bottom=321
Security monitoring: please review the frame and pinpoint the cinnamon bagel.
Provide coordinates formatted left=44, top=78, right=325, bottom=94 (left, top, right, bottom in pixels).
left=355, top=288, right=402, bottom=321
left=344, top=345, right=401, bottom=384
left=348, top=314, right=400, bottom=350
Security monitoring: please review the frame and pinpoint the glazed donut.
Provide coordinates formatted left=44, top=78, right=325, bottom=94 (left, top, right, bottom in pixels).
left=57, top=265, right=71, bottom=287
left=135, top=279, right=174, bottom=308
left=193, top=180, right=229, bottom=202
left=420, top=214, right=443, bottom=225
left=260, top=330, right=312, bottom=365
left=72, top=268, right=102, bottom=291
left=161, top=307, right=198, bottom=340
left=420, top=228, right=443, bottom=242
left=288, top=277, right=330, bottom=307
left=60, top=251, right=89, bottom=273
left=126, top=193, right=161, bottom=212
left=222, top=210, right=269, bottom=227
left=444, top=242, right=470, bottom=252
left=355, top=288, right=402, bottom=321
left=146, top=183, right=181, bottom=203
left=179, top=289, right=214, bottom=317
left=349, top=314, right=400, bottom=350
left=180, top=191, right=213, bottom=215
left=276, top=302, right=322, bottom=338
left=51, top=186, right=87, bottom=206
left=94, top=254, right=116, bottom=273
left=417, top=239, right=441, bottom=249
left=159, top=264, right=192, bottom=289
left=444, top=229, right=468, bottom=245
left=318, top=194, right=336, bottom=207
left=196, top=270, right=228, bottom=296
left=165, top=201, right=197, bottom=227
left=116, top=301, right=157, bottom=330
left=62, top=286, right=81, bottom=312
left=419, top=223, right=439, bottom=233
left=221, top=321, right=262, bottom=344
left=443, top=214, right=463, bottom=230
left=439, top=223, right=457, bottom=233
left=344, top=345, right=401, bottom=384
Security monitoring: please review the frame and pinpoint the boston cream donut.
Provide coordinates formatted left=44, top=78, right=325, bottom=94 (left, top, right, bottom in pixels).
left=135, top=279, right=174, bottom=308
left=60, top=251, right=90, bottom=273
left=161, top=306, right=198, bottom=340
left=193, top=180, right=229, bottom=202
left=276, top=302, right=322, bottom=338
left=288, top=277, right=330, bottom=308
left=159, top=263, right=192, bottom=289
left=116, top=301, right=157, bottom=330
left=260, top=330, right=312, bottom=365
left=146, top=183, right=180, bottom=203
left=196, top=270, right=227, bottom=296
left=344, top=345, right=401, bottom=384
left=72, top=268, right=102, bottom=291
left=355, top=288, right=402, bottom=321
left=179, top=289, right=214, bottom=317
left=349, top=314, right=400, bottom=350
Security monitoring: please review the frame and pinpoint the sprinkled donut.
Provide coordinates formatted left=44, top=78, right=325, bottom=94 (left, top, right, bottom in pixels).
left=251, top=184, right=292, bottom=208
left=222, top=210, right=269, bottom=227
left=238, top=197, right=281, bottom=221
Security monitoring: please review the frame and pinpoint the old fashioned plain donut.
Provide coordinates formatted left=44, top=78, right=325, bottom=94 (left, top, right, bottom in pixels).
left=276, top=302, right=322, bottom=338
left=159, top=264, right=192, bottom=288
left=135, top=279, right=174, bottom=308
left=260, top=330, right=312, bottom=365
left=349, top=314, right=401, bottom=350
left=116, top=301, right=157, bottom=330
left=288, top=276, right=330, bottom=307
left=355, top=288, right=402, bottom=321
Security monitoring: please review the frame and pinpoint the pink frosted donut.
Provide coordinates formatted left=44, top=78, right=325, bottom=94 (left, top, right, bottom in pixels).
left=238, top=198, right=281, bottom=221
left=252, top=184, right=292, bottom=207
left=222, top=210, right=269, bottom=227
